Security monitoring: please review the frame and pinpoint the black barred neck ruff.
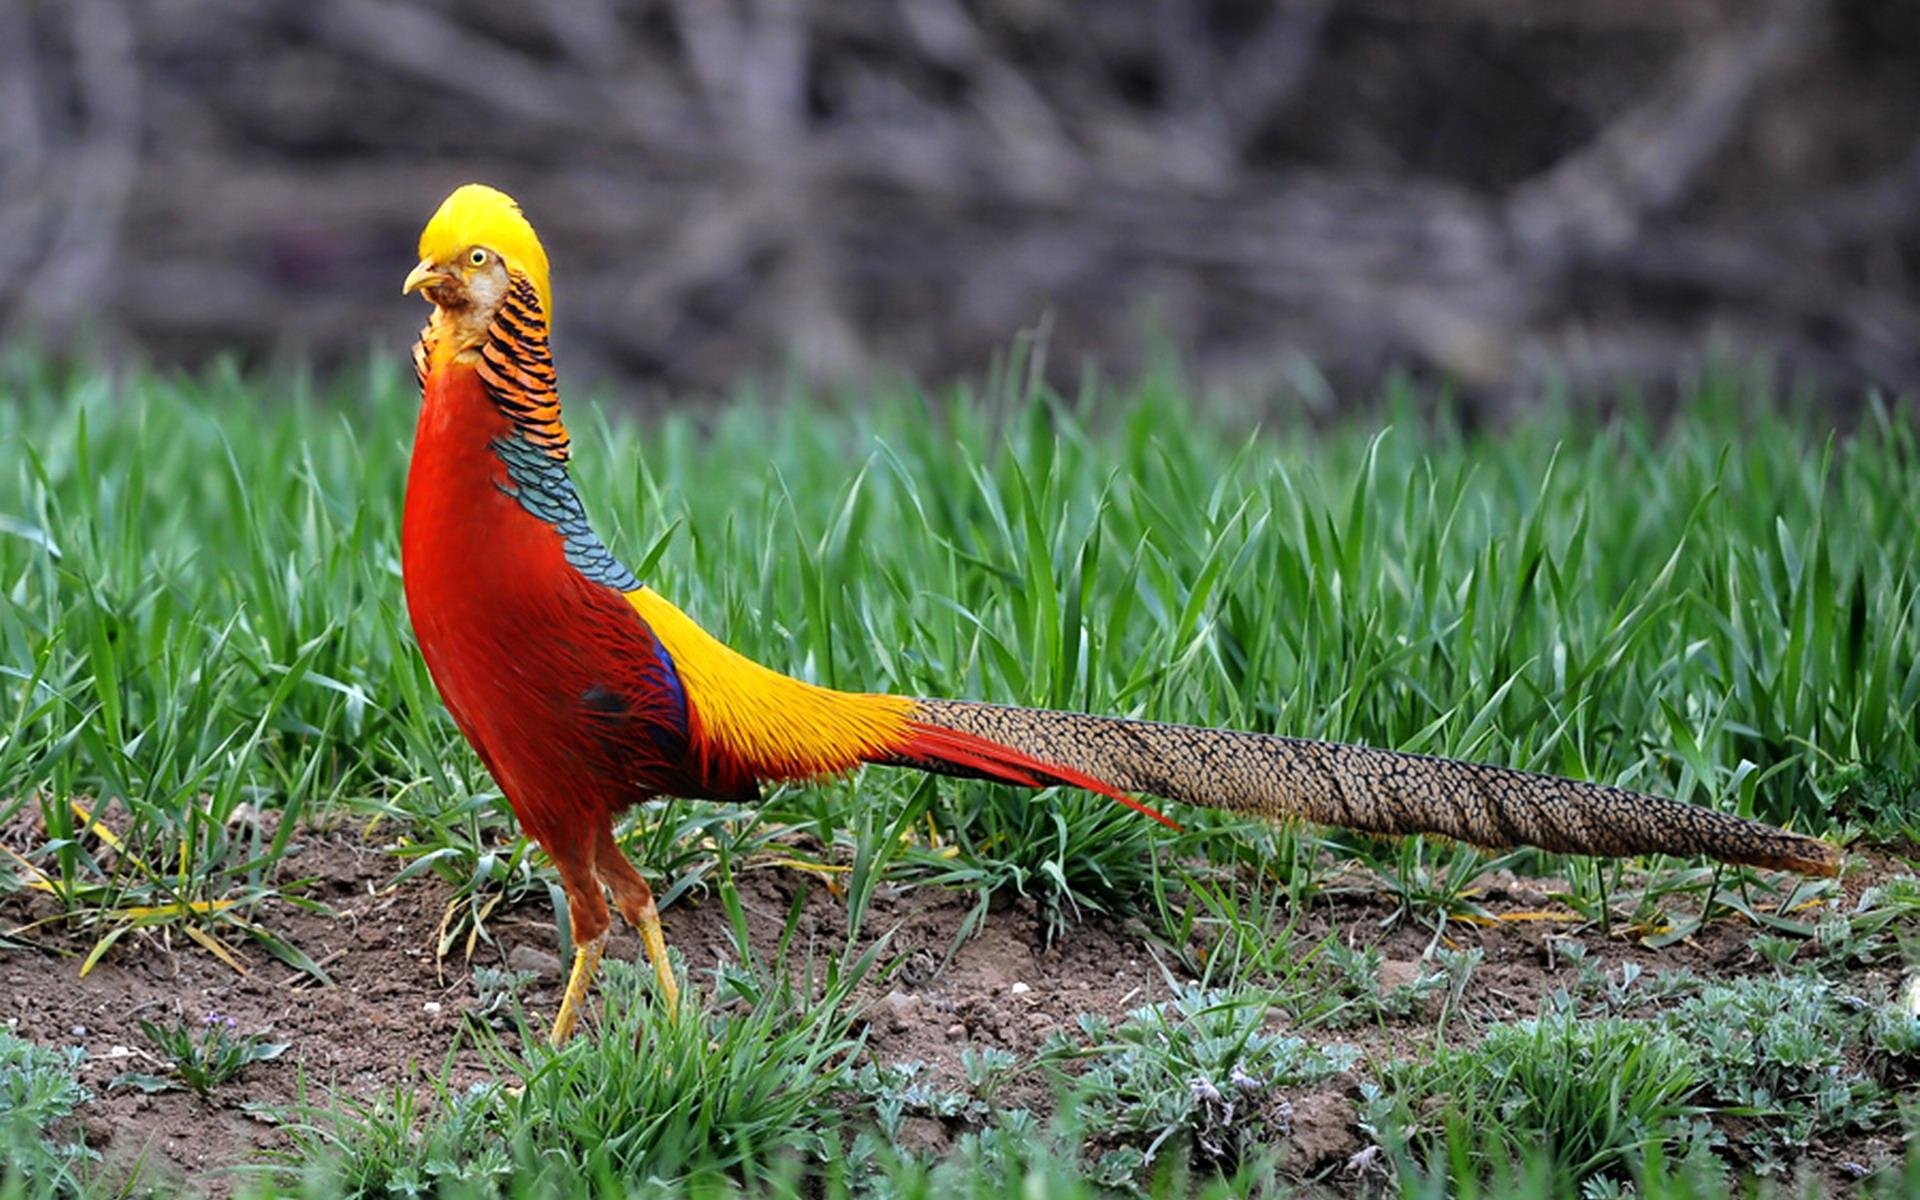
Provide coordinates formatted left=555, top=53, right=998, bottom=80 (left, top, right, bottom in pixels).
left=477, top=275, right=571, bottom=461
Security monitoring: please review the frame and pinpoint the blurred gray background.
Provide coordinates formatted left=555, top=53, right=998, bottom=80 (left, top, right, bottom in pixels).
left=3, top=0, right=1917, bottom=407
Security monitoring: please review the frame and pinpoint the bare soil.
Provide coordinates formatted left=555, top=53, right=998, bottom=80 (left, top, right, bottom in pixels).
left=0, top=827, right=1906, bottom=1197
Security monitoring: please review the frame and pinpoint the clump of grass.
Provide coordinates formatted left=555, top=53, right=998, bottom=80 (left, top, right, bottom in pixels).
left=918, top=782, right=1167, bottom=938
left=283, top=907, right=881, bottom=1196
left=287, top=1074, right=513, bottom=1200
left=1363, top=1006, right=1707, bottom=1188
left=0, top=1030, right=95, bottom=1195
left=1825, top=764, right=1920, bottom=847
left=1146, top=823, right=1329, bottom=983
left=114, top=1011, right=288, bottom=1097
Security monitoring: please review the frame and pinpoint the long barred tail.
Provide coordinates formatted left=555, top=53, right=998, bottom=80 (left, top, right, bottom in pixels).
left=888, top=718, right=1182, bottom=829
left=882, top=698, right=1841, bottom=877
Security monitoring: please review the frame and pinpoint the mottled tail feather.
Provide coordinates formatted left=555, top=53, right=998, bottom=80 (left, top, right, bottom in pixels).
left=886, top=722, right=1180, bottom=829
left=892, top=699, right=1841, bottom=877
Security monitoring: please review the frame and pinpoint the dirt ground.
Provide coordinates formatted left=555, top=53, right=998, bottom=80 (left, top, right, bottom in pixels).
left=0, top=827, right=1905, bottom=1197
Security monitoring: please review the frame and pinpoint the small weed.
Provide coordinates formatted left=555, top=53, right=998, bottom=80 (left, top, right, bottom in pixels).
left=1664, top=976, right=1898, bottom=1174
left=117, top=1011, right=288, bottom=1097
left=1870, top=1002, right=1920, bottom=1087
left=1040, top=985, right=1357, bottom=1170
left=1548, top=950, right=1703, bottom=1017
left=856, top=1060, right=989, bottom=1141
left=1810, top=875, right=1920, bottom=968
left=0, top=1030, right=95, bottom=1194
left=959, top=1045, right=1020, bottom=1101
left=1283, top=937, right=1450, bottom=1030
left=854, top=1048, right=1021, bottom=1144
left=1748, top=932, right=1802, bottom=970
left=468, top=966, right=537, bottom=1030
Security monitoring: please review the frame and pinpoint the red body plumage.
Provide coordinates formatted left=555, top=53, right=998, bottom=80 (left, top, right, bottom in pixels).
left=401, top=364, right=723, bottom=853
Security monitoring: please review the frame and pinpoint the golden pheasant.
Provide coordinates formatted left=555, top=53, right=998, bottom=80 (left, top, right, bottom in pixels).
left=400, top=184, right=1841, bottom=1044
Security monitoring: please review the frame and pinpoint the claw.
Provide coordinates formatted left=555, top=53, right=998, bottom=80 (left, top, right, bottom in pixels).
left=549, top=931, right=607, bottom=1045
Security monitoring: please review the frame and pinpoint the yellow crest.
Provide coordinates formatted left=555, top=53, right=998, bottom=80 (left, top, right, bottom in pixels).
left=417, top=184, right=553, bottom=320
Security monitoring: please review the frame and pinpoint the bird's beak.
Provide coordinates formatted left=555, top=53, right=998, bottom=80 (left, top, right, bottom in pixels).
left=402, top=259, right=448, bottom=298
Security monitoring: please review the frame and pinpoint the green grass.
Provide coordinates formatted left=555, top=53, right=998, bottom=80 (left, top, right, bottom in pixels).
left=1363, top=1005, right=1709, bottom=1183
left=283, top=939, right=882, bottom=1198
left=0, top=352, right=1918, bottom=1198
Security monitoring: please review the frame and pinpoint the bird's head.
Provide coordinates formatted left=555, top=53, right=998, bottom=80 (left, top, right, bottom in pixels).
left=403, top=184, right=553, bottom=351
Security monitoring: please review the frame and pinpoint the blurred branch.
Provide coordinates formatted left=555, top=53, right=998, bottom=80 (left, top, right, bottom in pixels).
left=1508, top=0, right=1817, bottom=259
left=3, top=0, right=1914, bottom=407
left=16, top=0, right=141, bottom=339
left=0, top=2, right=50, bottom=313
left=313, top=0, right=583, bottom=128
left=1213, top=0, right=1336, bottom=155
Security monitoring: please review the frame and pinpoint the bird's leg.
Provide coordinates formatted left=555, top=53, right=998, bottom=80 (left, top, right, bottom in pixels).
left=549, top=850, right=611, bottom=1045
left=595, top=823, right=681, bottom=1009
left=550, top=932, right=606, bottom=1045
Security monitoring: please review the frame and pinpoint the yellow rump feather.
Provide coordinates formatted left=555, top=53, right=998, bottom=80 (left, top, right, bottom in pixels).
left=625, top=587, right=916, bottom=779
left=417, top=183, right=553, bottom=320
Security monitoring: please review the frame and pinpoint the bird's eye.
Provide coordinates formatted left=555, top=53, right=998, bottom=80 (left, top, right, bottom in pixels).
left=468, top=248, right=488, bottom=267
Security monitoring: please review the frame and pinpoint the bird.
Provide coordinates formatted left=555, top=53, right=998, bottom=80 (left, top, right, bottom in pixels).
left=399, top=184, right=1842, bottom=1044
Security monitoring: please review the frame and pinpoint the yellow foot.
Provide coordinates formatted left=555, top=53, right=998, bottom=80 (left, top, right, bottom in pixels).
left=548, top=932, right=607, bottom=1045
left=636, top=906, right=681, bottom=1011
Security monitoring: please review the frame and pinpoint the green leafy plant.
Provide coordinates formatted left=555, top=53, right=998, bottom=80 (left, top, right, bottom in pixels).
left=117, top=1011, right=289, bottom=1097
left=0, top=1030, right=95, bottom=1195
left=1825, top=763, right=1920, bottom=847
left=1040, top=985, right=1357, bottom=1170
left=1663, top=977, right=1898, bottom=1174
left=855, top=1060, right=992, bottom=1142
left=468, top=966, right=538, bottom=1030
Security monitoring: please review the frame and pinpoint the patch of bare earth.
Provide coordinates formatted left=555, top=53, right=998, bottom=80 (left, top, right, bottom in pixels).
left=2, top=831, right=498, bottom=1197
left=0, top=825, right=1900, bottom=1196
